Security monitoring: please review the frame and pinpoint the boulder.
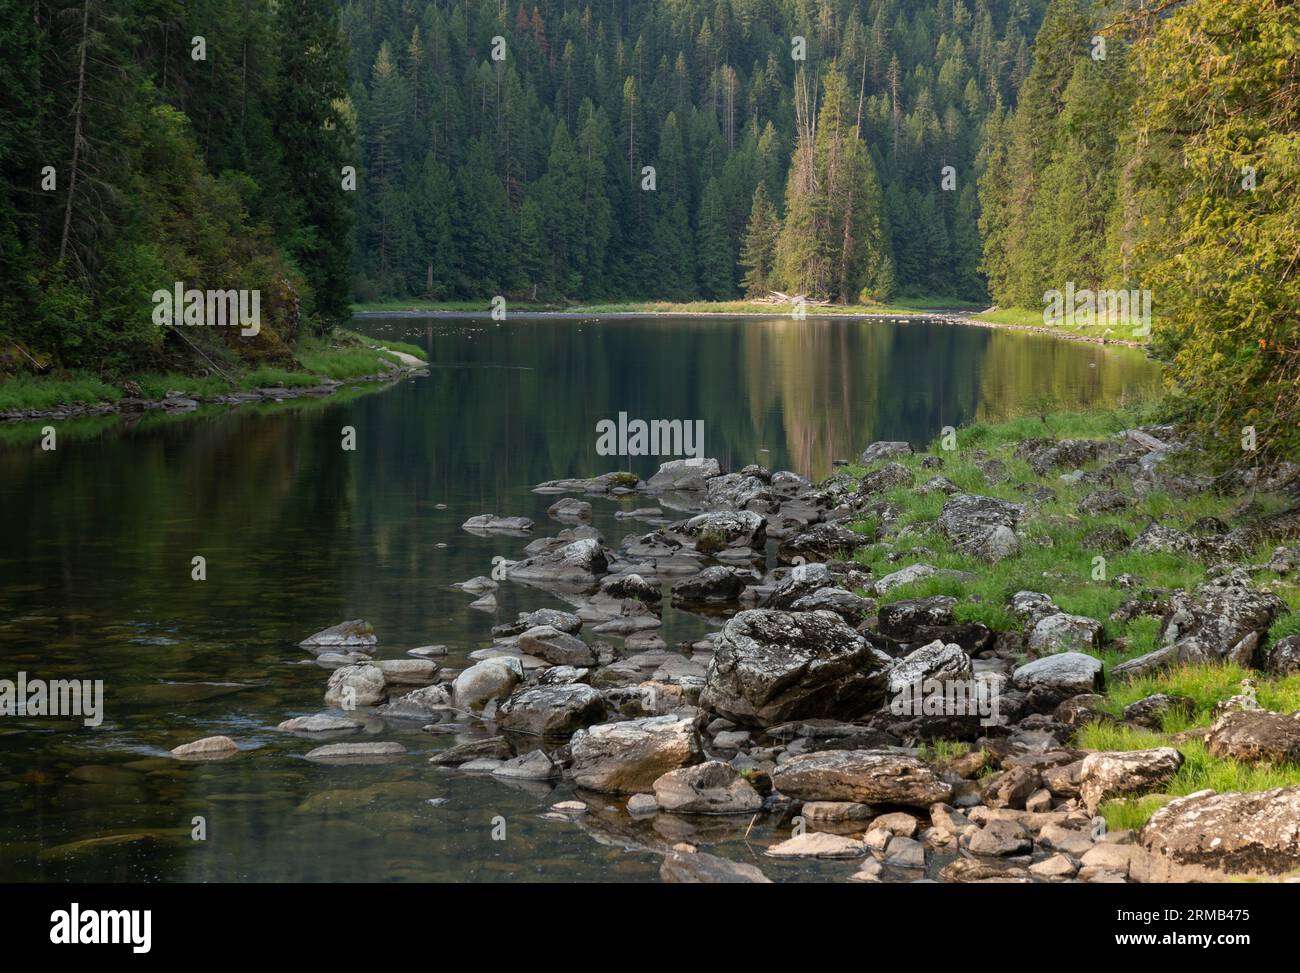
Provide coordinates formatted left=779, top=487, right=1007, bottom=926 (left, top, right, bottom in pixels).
left=1122, top=694, right=1193, bottom=729
left=1158, top=574, right=1286, bottom=662
left=765, top=832, right=866, bottom=859
left=872, top=563, right=937, bottom=595
left=1012, top=652, right=1104, bottom=698
left=652, top=761, right=763, bottom=814
left=569, top=715, right=703, bottom=793
left=452, top=658, right=523, bottom=711
left=860, top=441, right=912, bottom=465
left=492, top=749, right=561, bottom=780
left=700, top=609, right=890, bottom=727
left=380, top=684, right=452, bottom=719
left=299, top=619, right=376, bottom=649
left=1138, top=787, right=1300, bottom=879
left=304, top=741, right=405, bottom=764
left=497, top=684, right=608, bottom=737
left=887, top=640, right=973, bottom=695
left=646, top=458, right=721, bottom=492
left=670, top=566, right=752, bottom=604
left=518, top=625, right=597, bottom=666
left=374, top=659, right=438, bottom=685
left=966, top=819, right=1032, bottom=857
left=938, top=494, right=1025, bottom=561
left=324, top=663, right=387, bottom=708
left=1205, top=710, right=1300, bottom=765
left=1079, top=748, right=1184, bottom=814
left=461, top=514, right=534, bottom=532
left=667, top=510, right=766, bottom=550
left=660, top=850, right=772, bottom=883
left=1261, top=635, right=1300, bottom=676
left=778, top=523, right=873, bottom=563
left=1026, top=613, right=1104, bottom=655
left=547, top=497, right=593, bottom=521
left=858, top=462, right=915, bottom=496
left=771, top=750, right=952, bottom=808
left=878, top=596, right=957, bottom=641
left=506, top=538, right=608, bottom=587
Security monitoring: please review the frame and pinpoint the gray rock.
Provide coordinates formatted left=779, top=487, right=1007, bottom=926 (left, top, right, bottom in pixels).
left=646, top=458, right=721, bottom=492
left=569, top=716, right=703, bottom=794
left=518, top=625, right=596, bottom=666
left=374, top=659, right=439, bottom=685
left=771, top=750, right=952, bottom=808
left=300, top=619, right=377, bottom=649
left=859, top=462, right=915, bottom=496
left=1122, top=693, right=1193, bottom=729
left=451, top=658, right=523, bottom=711
left=1139, top=786, right=1300, bottom=879
left=492, top=749, right=560, bottom=780
left=966, top=819, right=1031, bottom=856
left=276, top=714, right=365, bottom=733
left=860, top=441, right=913, bottom=465
left=547, top=497, right=593, bottom=521
left=1262, top=635, right=1300, bottom=676
left=304, top=741, right=406, bottom=764
left=1079, top=748, right=1183, bottom=814
left=700, top=609, right=890, bottom=727
left=871, top=563, right=937, bottom=595
left=660, top=850, right=772, bottom=883
left=1159, top=574, right=1287, bottom=662
left=878, top=596, right=957, bottom=640
left=652, top=760, right=764, bottom=814
left=671, top=566, right=753, bottom=603
left=1026, top=612, right=1104, bottom=655
left=938, top=494, right=1025, bottom=561
left=171, top=736, right=238, bottom=759
left=1205, top=710, right=1300, bottom=764
left=507, top=538, right=608, bottom=587
left=380, top=684, right=452, bottom=719
left=1012, top=652, right=1104, bottom=697
left=461, top=514, right=534, bottom=532
left=765, top=832, right=866, bottom=859
left=887, top=640, right=973, bottom=695
left=324, top=663, right=387, bottom=708
left=497, top=683, right=607, bottom=737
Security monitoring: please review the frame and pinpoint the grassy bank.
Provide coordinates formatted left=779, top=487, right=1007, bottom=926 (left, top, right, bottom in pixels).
left=974, top=306, right=1155, bottom=344
left=0, top=329, right=427, bottom=416
left=352, top=296, right=984, bottom=316
left=852, top=404, right=1300, bottom=827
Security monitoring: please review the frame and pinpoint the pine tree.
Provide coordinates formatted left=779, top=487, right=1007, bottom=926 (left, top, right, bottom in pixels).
left=695, top=177, right=733, bottom=299
left=739, top=182, right=780, bottom=297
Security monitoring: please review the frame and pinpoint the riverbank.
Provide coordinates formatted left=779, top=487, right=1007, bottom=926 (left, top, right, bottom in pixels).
left=254, top=402, right=1300, bottom=882
left=0, top=329, right=429, bottom=422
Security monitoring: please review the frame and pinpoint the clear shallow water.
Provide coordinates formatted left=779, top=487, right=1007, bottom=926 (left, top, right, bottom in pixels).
left=0, top=315, right=1159, bottom=882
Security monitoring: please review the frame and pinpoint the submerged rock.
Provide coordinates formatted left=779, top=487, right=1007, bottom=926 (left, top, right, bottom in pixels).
left=171, top=736, right=239, bottom=759
left=299, top=619, right=377, bottom=649
left=304, top=741, right=406, bottom=764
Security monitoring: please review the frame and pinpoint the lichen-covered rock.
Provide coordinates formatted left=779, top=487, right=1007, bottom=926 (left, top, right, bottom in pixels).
left=1138, top=787, right=1300, bottom=879
left=938, top=495, right=1025, bottom=561
left=507, top=538, right=608, bottom=587
left=887, top=640, right=973, bottom=695
left=670, top=566, right=753, bottom=604
left=858, top=462, right=915, bottom=496
left=878, top=596, right=957, bottom=641
left=497, top=683, right=607, bottom=738
left=771, top=750, right=953, bottom=808
left=700, top=609, right=890, bottom=727
left=1158, top=574, right=1286, bottom=662
left=1122, top=693, right=1193, bottom=729
left=777, top=523, right=873, bottom=563
left=1261, top=635, right=1300, bottom=676
left=1026, top=612, right=1104, bottom=655
left=1079, top=747, right=1183, bottom=814
left=860, top=441, right=913, bottom=465
left=666, top=510, right=766, bottom=550
left=1205, top=710, right=1300, bottom=765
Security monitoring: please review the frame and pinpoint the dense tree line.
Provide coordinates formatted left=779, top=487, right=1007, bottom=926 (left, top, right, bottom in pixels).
left=344, top=0, right=1047, bottom=304
left=980, top=0, right=1299, bottom=463
left=0, top=0, right=352, bottom=372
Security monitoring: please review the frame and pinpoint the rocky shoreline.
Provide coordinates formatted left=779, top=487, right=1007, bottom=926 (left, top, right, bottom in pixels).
left=176, top=421, right=1300, bottom=883
left=0, top=355, right=428, bottom=425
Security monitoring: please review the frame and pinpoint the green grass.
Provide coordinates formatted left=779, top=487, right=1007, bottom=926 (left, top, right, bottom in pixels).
left=372, top=339, right=428, bottom=361
left=567, top=296, right=983, bottom=316
left=135, top=373, right=231, bottom=399
left=844, top=401, right=1300, bottom=829
left=975, top=306, right=1157, bottom=343
left=0, top=373, right=120, bottom=412
left=352, top=298, right=562, bottom=312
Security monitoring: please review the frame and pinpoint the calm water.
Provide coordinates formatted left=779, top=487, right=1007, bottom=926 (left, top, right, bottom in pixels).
left=0, top=315, right=1159, bottom=882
